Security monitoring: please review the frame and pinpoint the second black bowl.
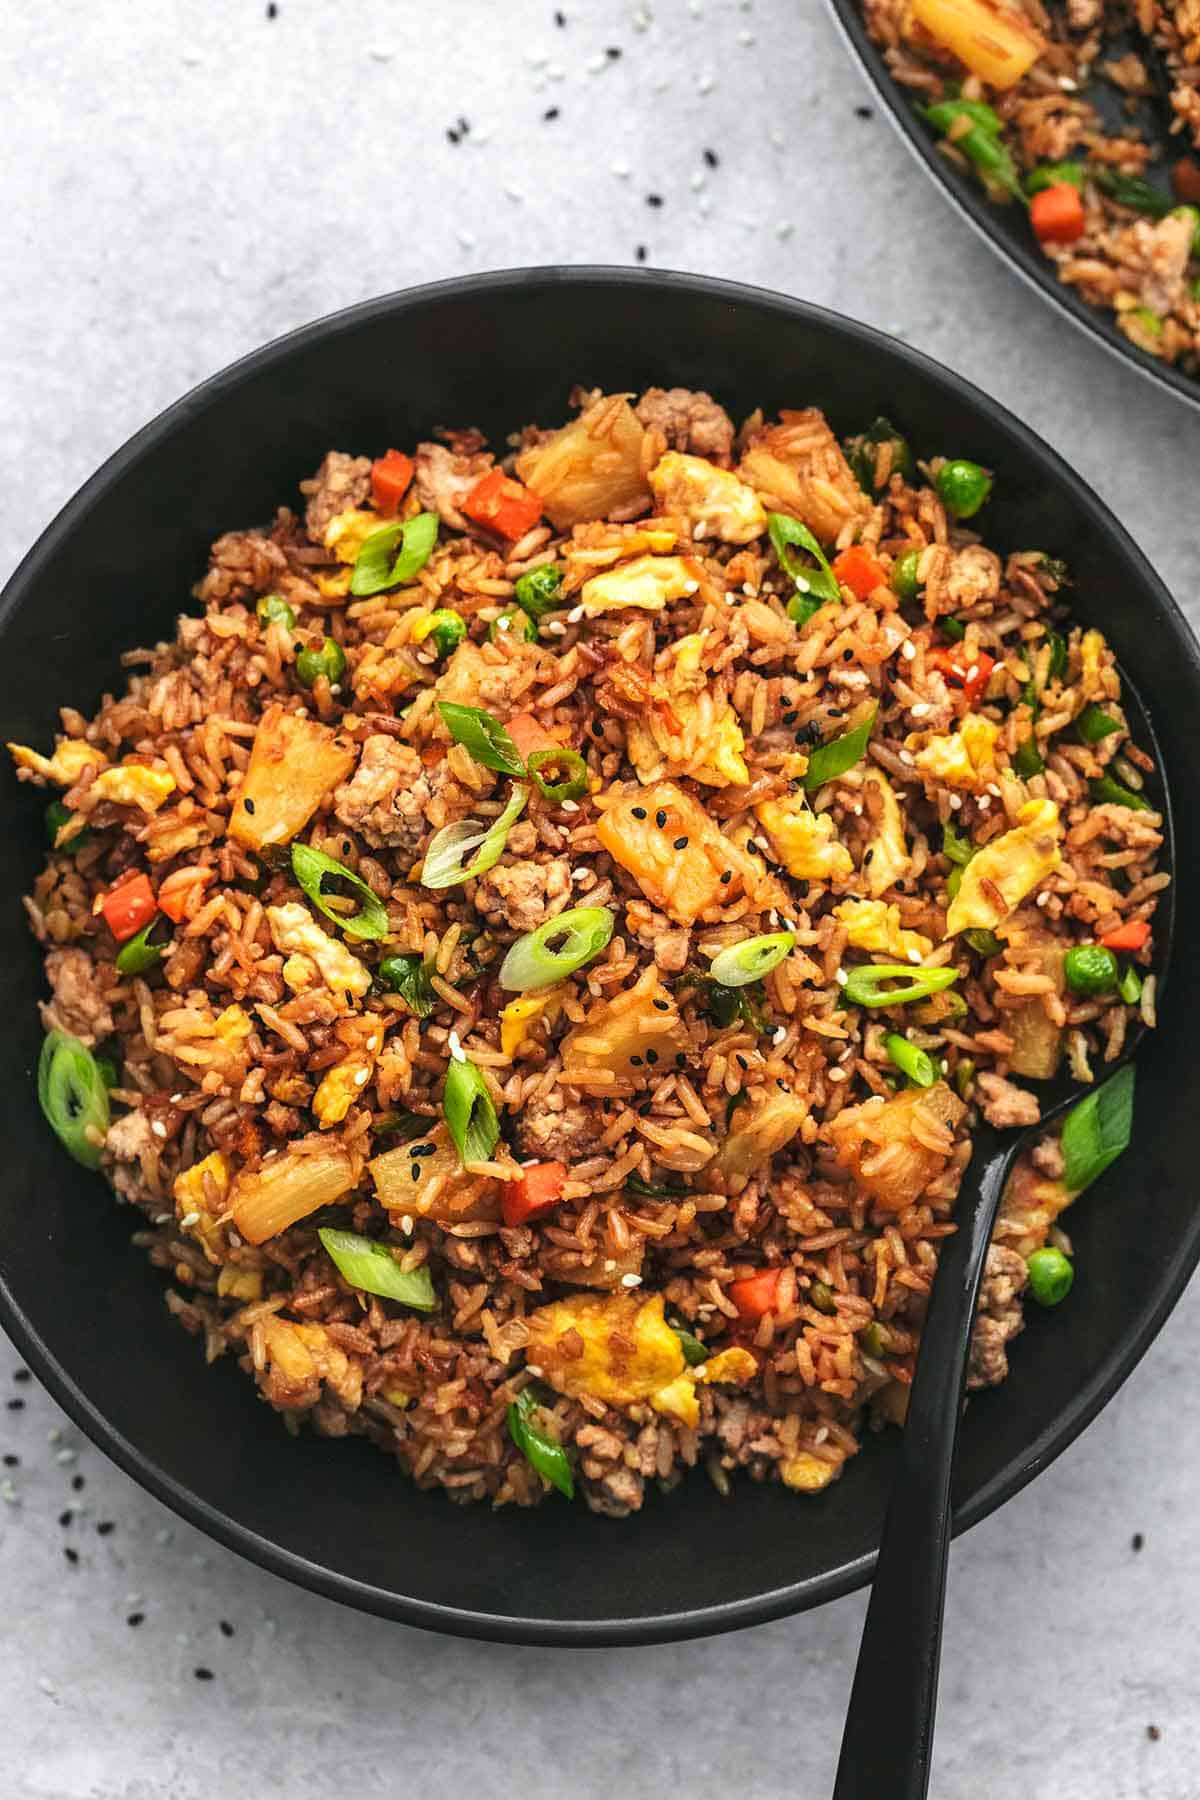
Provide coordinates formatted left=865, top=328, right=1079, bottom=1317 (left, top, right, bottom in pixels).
left=1, top=268, right=1196, bottom=1644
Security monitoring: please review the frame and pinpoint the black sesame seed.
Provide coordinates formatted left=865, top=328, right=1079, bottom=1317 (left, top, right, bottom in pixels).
left=543, top=106, right=560, bottom=121
left=673, top=836, right=689, bottom=850
left=645, top=1050, right=659, bottom=1066
left=646, top=193, right=663, bottom=208
left=410, top=1165, right=421, bottom=1181
left=342, top=841, right=352, bottom=857
left=638, top=1100, right=654, bottom=1116
left=127, top=1611, right=145, bottom=1627
left=827, top=707, right=845, bottom=719
left=655, top=810, right=667, bottom=828
left=243, top=797, right=256, bottom=815
left=703, top=147, right=719, bottom=168
left=219, top=1619, right=235, bottom=1638
left=632, top=806, right=647, bottom=820
left=635, top=244, right=647, bottom=263
left=96, top=1520, right=115, bottom=1537
left=781, top=710, right=798, bottom=725
left=842, top=649, right=854, bottom=662
left=652, top=998, right=669, bottom=1011
left=795, top=880, right=810, bottom=897
left=630, top=1055, right=643, bottom=1067
left=675, top=1052, right=687, bottom=1066
left=194, top=1667, right=214, bottom=1682
left=447, top=128, right=461, bottom=144
left=63, top=1547, right=78, bottom=1566
left=720, top=870, right=733, bottom=884
left=863, top=848, right=874, bottom=864
left=736, top=1055, right=749, bottom=1070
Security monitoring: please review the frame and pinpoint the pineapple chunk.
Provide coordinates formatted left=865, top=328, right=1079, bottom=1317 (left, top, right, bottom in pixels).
left=597, top=781, right=757, bottom=923
left=7, top=737, right=107, bottom=787
left=625, top=632, right=749, bottom=789
left=913, top=715, right=999, bottom=790
left=999, top=1155, right=1075, bottom=1256
left=229, top=1144, right=357, bottom=1244
left=230, top=705, right=356, bottom=851
left=781, top=1451, right=840, bottom=1493
left=370, top=1121, right=500, bottom=1226
left=579, top=553, right=702, bottom=617
left=737, top=409, right=870, bottom=543
left=756, top=793, right=854, bottom=883
left=1007, top=943, right=1066, bottom=1080
left=834, top=899, right=932, bottom=961
left=323, top=508, right=383, bottom=563
left=217, top=1263, right=263, bottom=1302
left=500, top=988, right=563, bottom=1058
left=266, top=903, right=371, bottom=1001
left=828, top=1082, right=966, bottom=1212
left=173, top=1150, right=232, bottom=1264
left=312, top=1022, right=384, bottom=1128
left=945, top=800, right=1062, bottom=936
left=563, top=966, right=686, bottom=1078
left=862, top=768, right=910, bottom=897
left=716, top=1089, right=810, bottom=1190
left=910, top=0, right=1045, bottom=89
left=515, top=394, right=650, bottom=530
left=256, top=1317, right=362, bottom=1410
left=647, top=451, right=767, bottom=545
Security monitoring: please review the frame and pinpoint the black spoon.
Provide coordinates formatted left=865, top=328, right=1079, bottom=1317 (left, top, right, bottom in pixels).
left=833, top=674, right=1172, bottom=1800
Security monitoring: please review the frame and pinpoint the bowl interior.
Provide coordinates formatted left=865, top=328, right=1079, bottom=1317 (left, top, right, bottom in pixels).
left=2, top=270, right=1197, bottom=1644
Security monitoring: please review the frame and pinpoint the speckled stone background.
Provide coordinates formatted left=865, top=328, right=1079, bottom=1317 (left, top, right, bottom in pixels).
left=2, top=3, right=1199, bottom=1796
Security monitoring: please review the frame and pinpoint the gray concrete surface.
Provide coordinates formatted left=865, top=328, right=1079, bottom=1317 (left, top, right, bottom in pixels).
left=1, top=2, right=1198, bottom=1795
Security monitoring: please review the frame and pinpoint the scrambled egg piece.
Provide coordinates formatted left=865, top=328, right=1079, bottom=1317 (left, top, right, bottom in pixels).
left=267, top=902, right=371, bottom=1001
left=912, top=715, right=999, bottom=790
left=834, top=898, right=932, bottom=961
left=316, top=569, right=352, bottom=600
left=564, top=526, right=679, bottom=588
left=945, top=799, right=1062, bottom=936
left=579, top=553, right=701, bottom=616
left=8, top=738, right=108, bottom=787
left=525, top=1292, right=755, bottom=1429
left=90, top=764, right=176, bottom=813
left=755, top=793, right=853, bottom=882
left=172, top=1150, right=231, bottom=1265
left=626, top=630, right=749, bottom=788
left=312, top=1023, right=384, bottom=1128
left=257, top=1317, right=363, bottom=1410
left=781, top=1452, right=840, bottom=1493
left=500, top=988, right=563, bottom=1058
left=861, top=767, right=909, bottom=897
left=1078, top=628, right=1109, bottom=701
left=323, top=508, right=382, bottom=564
left=647, top=451, right=767, bottom=545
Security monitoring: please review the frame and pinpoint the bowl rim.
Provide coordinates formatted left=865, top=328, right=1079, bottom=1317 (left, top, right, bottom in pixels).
left=822, top=0, right=1200, bottom=418
left=3, top=265, right=1199, bottom=1647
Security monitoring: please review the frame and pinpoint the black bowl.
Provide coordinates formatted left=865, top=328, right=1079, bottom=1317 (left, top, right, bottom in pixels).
left=825, top=0, right=1200, bottom=416
left=1, top=269, right=1196, bottom=1646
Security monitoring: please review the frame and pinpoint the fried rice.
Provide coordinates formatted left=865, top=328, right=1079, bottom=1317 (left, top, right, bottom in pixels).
left=11, top=384, right=1166, bottom=1515
left=859, top=0, right=1200, bottom=375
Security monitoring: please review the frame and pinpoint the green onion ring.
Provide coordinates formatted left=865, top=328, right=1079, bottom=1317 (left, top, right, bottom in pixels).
left=290, top=842, right=389, bottom=940
left=442, top=1055, right=500, bottom=1165
left=37, top=1031, right=110, bottom=1169
left=318, top=1228, right=437, bottom=1309
left=527, top=747, right=589, bottom=805
left=421, top=785, right=528, bottom=890
left=842, top=962, right=961, bottom=1009
left=709, top=931, right=795, bottom=989
left=498, top=906, right=615, bottom=992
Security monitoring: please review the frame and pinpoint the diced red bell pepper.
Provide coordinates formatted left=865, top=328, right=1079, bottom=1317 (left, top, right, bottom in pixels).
left=1099, top=919, right=1151, bottom=953
left=832, top=544, right=888, bottom=601
left=502, top=1160, right=568, bottom=1229
left=1030, top=183, right=1086, bottom=246
left=728, top=1268, right=781, bottom=1324
left=370, top=449, right=414, bottom=516
left=463, top=469, right=543, bottom=542
left=928, top=646, right=996, bottom=707
left=97, top=872, right=157, bottom=943
left=505, top=711, right=560, bottom=761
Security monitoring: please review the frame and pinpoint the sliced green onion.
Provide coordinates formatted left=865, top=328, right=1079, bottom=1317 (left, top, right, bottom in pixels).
left=45, top=799, right=89, bottom=853
left=527, top=747, right=589, bottom=805
left=700, top=979, right=767, bottom=1032
left=421, top=609, right=466, bottom=659
left=1046, top=630, right=1069, bottom=681
left=1060, top=1063, right=1134, bottom=1194
left=1092, top=169, right=1172, bottom=218
left=513, top=563, right=564, bottom=620
left=884, top=1033, right=937, bottom=1088
left=804, top=706, right=877, bottom=792
left=95, top=1056, right=120, bottom=1089
left=378, top=953, right=436, bottom=1018
left=842, top=963, right=960, bottom=1009
left=422, top=785, right=528, bottom=891
left=295, top=636, right=347, bottom=690
left=1013, top=736, right=1045, bottom=779
left=318, top=1228, right=437, bottom=1310
left=921, top=102, right=1024, bottom=202
left=1118, top=965, right=1143, bottom=1006
left=963, top=928, right=1005, bottom=959
left=922, top=97, right=1003, bottom=136
left=709, top=931, right=794, bottom=989
left=1090, top=774, right=1153, bottom=813
left=940, top=616, right=966, bottom=643
left=443, top=1055, right=499, bottom=1167
left=1026, top=1245, right=1074, bottom=1307
left=291, top=842, right=389, bottom=940
left=942, top=821, right=973, bottom=866
left=1025, top=160, right=1087, bottom=196
left=350, top=511, right=439, bottom=597
left=507, top=1385, right=574, bottom=1499
left=668, top=1321, right=709, bottom=1367
left=860, top=1320, right=893, bottom=1357
left=256, top=592, right=296, bottom=629
left=437, top=702, right=526, bottom=777
left=1076, top=703, right=1121, bottom=745
left=498, top=905, right=615, bottom=992
left=115, top=916, right=170, bottom=976
left=767, top=512, right=841, bottom=613
left=490, top=606, right=537, bottom=644
left=845, top=417, right=914, bottom=492
left=37, top=1031, right=110, bottom=1169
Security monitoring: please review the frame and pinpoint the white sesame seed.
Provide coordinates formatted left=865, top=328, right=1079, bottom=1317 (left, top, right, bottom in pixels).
left=986, top=783, right=1002, bottom=799
left=940, top=1060, right=949, bottom=1074
left=683, top=580, right=699, bottom=594
left=901, top=640, right=917, bottom=662
left=948, top=792, right=962, bottom=809
left=456, top=228, right=476, bottom=250
left=1036, top=890, right=1050, bottom=908
left=179, top=1211, right=200, bottom=1229
left=899, top=750, right=916, bottom=766
left=169, top=1093, right=184, bottom=1104
left=603, top=1258, right=617, bottom=1272
left=697, top=71, right=714, bottom=93
left=620, top=1272, right=643, bottom=1288
left=772, top=1026, right=787, bottom=1045
left=228, top=1230, right=242, bottom=1248
left=153, top=1212, right=171, bottom=1226
left=504, top=184, right=525, bottom=203
left=1059, top=75, right=1077, bottom=90
left=690, top=171, right=706, bottom=192
left=353, top=1068, right=369, bottom=1086
left=416, top=650, right=435, bottom=665
left=742, top=582, right=756, bottom=596
left=776, top=221, right=794, bottom=241
left=852, top=803, right=863, bottom=817
left=965, top=664, right=979, bottom=682
left=48, top=1428, right=61, bottom=1445
left=692, top=521, right=708, bottom=540
left=560, top=798, right=580, bottom=813
left=401, top=1215, right=414, bottom=1234
left=586, top=52, right=606, bottom=73
left=1, top=1479, right=18, bottom=1506
left=547, top=620, right=567, bottom=636
left=150, top=1120, right=168, bottom=1140
left=567, top=605, right=584, bottom=623
left=632, top=6, right=650, bottom=28
left=907, top=949, right=923, bottom=965
left=910, top=702, right=931, bottom=718
left=977, top=795, right=991, bottom=811
left=835, top=968, right=849, bottom=986
left=827, top=1067, right=847, bottom=1083
left=571, top=865, right=590, bottom=881
left=447, top=1030, right=467, bottom=1064
left=769, top=126, right=786, bottom=149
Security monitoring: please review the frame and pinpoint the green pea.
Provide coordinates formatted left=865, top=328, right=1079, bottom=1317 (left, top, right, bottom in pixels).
left=1117, top=965, right=1143, bottom=1006
left=889, top=549, right=922, bottom=603
left=935, top=460, right=993, bottom=521
left=859, top=1320, right=892, bottom=1358
left=295, top=636, right=347, bottom=689
left=513, top=563, right=563, bottom=620
left=422, top=609, right=466, bottom=659
left=1063, top=944, right=1119, bottom=996
left=256, top=592, right=296, bottom=629
left=45, top=800, right=89, bottom=854
left=808, top=1279, right=837, bottom=1315
left=1026, top=1245, right=1073, bottom=1307
left=489, top=606, right=537, bottom=644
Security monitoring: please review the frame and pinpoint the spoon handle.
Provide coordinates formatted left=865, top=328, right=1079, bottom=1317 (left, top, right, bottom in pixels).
left=832, top=1123, right=1011, bottom=1800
